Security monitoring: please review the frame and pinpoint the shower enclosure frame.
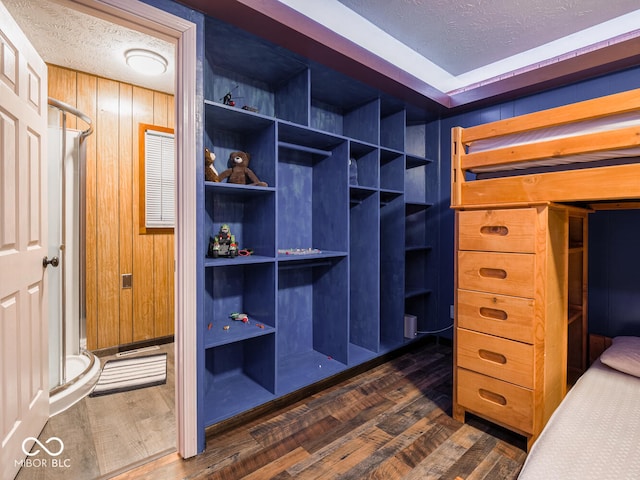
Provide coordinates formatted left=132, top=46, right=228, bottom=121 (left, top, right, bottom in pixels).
left=47, top=97, right=96, bottom=400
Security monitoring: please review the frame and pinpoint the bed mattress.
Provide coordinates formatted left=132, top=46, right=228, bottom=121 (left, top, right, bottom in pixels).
left=468, top=111, right=640, bottom=173
left=518, top=359, right=640, bottom=479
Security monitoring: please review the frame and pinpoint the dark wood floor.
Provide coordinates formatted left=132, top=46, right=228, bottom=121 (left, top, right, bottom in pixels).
left=16, top=343, right=176, bottom=480
left=113, top=340, right=527, bottom=480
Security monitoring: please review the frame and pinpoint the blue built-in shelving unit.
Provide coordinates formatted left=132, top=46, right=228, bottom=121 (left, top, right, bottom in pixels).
left=199, top=15, right=440, bottom=438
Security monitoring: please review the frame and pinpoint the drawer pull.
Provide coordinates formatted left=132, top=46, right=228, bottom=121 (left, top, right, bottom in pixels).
left=479, top=388, right=507, bottom=406
left=479, top=349, right=507, bottom=365
left=480, top=225, right=509, bottom=236
left=479, top=307, right=508, bottom=321
left=479, top=267, right=507, bottom=279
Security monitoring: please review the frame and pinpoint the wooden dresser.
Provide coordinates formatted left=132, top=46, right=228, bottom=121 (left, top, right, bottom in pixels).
left=453, top=204, right=588, bottom=450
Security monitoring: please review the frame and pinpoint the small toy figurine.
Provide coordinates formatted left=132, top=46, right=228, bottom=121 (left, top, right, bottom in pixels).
left=230, top=312, right=249, bottom=323
left=221, top=85, right=241, bottom=107
left=218, top=151, right=268, bottom=187
left=207, top=224, right=238, bottom=258
left=205, top=148, right=219, bottom=182
left=222, top=91, right=235, bottom=106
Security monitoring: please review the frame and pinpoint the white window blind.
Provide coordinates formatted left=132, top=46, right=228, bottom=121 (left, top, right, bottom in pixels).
left=144, top=128, right=175, bottom=228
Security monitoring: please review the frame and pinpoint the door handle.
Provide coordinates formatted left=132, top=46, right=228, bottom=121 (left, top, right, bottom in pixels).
left=43, top=256, right=60, bottom=268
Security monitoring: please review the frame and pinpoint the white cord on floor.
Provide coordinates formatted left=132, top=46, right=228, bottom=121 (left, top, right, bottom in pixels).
left=416, top=324, right=453, bottom=335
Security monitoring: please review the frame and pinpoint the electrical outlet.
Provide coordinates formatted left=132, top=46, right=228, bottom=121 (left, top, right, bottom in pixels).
left=450, top=305, right=454, bottom=319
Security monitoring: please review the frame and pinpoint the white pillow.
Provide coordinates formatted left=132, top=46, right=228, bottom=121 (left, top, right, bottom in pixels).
left=600, top=336, right=640, bottom=378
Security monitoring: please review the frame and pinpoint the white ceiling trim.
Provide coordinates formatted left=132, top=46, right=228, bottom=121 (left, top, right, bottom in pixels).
left=277, top=0, right=453, bottom=91
left=278, top=0, right=640, bottom=94
left=453, top=11, right=640, bottom=91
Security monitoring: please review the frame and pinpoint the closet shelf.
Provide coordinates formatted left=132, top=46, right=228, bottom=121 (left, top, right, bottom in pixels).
left=204, top=255, right=274, bottom=267
left=277, top=250, right=348, bottom=264
left=204, top=100, right=274, bottom=132
left=204, top=317, right=275, bottom=349
left=405, top=245, right=433, bottom=253
left=205, top=182, right=275, bottom=196
left=406, top=202, right=434, bottom=215
left=405, top=287, right=433, bottom=299
left=278, top=141, right=332, bottom=157
left=406, top=154, right=434, bottom=168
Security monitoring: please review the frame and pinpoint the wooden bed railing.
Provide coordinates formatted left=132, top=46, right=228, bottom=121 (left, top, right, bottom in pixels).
left=451, top=88, right=640, bottom=207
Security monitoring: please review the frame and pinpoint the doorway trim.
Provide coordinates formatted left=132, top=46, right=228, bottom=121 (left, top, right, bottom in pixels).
left=67, top=0, right=198, bottom=458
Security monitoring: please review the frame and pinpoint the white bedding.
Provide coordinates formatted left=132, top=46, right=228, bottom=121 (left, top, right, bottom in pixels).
left=468, top=111, right=640, bottom=173
left=518, top=359, right=640, bottom=480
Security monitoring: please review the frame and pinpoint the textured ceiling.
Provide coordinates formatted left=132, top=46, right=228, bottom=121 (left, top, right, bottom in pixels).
left=3, top=0, right=640, bottom=106
left=3, top=0, right=175, bottom=94
left=336, top=0, right=640, bottom=76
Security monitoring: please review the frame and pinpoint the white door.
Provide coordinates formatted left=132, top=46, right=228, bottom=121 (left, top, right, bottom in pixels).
left=0, top=2, right=50, bottom=479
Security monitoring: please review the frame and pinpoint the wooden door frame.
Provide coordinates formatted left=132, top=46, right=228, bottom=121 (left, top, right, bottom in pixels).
left=67, top=0, right=198, bottom=458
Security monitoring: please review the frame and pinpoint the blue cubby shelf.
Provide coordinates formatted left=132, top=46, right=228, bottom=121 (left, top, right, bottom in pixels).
left=277, top=257, right=349, bottom=394
left=203, top=334, right=276, bottom=426
left=405, top=245, right=432, bottom=253
left=406, top=154, right=433, bottom=169
left=380, top=189, right=403, bottom=206
left=204, top=100, right=275, bottom=130
left=348, top=343, right=378, bottom=365
left=405, top=287, right=433, bottom=299
left=205, top=182, right=276, bottom=195
left=204, top=371, right=276, bottom=426
left=204, top=316, right=275, bottom=349
left=380, top=110, right=405, bottom=151
left=350, top=190, right=380, bottom=353
left=198, top=11, right=437, bottom=444
left=350, top=186, right=378, bottom=204
left=203, top=261, right=276, bottom=347
left=277, top=350, right=348, bottom=396
left=380, top=150, right=404, bottom=192
left=406, top=202, right=434, bottom=216
left=204, top=255, right=274, bottom=267
left=349, top=142, right=378, bottom=189
left=277, top=250, right=347, bottom=264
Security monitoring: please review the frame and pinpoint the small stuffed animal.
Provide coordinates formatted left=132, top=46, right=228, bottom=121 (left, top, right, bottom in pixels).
left=218, top=151, right=267, bottom=186
left=204, top=148, right=219, bottom=182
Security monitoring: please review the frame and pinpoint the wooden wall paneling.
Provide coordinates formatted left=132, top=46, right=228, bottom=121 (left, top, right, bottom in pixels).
left=119, top=84, right=134, bottom=345
left=152, top=92, right=175, bottom=338
left=96, top=78, right=121, bottom=348
left=49, top=66, right=175, bottom=350
left=48, top=65, right=77, bottom=130
left=132, top=86, right=156, bottom=342
left=76, top=72, right=99, bottom=350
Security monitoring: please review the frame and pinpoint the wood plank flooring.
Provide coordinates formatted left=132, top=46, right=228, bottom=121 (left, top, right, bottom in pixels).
left=15, top=343, right=176, bottom=480
left=112, top=340, right=527, bottom=480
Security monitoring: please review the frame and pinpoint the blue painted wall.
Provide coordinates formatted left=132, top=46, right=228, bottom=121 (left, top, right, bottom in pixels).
left=589, top=209, right=640, bottom=336
left=438, top=66, right=640, bottom=340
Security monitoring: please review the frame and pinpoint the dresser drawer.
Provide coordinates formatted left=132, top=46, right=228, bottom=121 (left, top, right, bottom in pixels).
left=458, top=208, right=537, bottom=253
left=457, top=289, right=535, bottom=344
left=457, top=251, right=535, bottom=298
left=456, top=328, right=534, bottom=388
left=457, top=368, right=533, bottom=434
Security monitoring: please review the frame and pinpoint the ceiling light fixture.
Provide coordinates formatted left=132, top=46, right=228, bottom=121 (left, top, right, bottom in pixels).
left=125, top=49, right=168, bottom=75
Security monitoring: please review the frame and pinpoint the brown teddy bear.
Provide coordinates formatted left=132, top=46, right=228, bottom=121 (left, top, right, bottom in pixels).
left=204, top=148, right=219, bottom=182
left=218, top=151, right=267, bottom=186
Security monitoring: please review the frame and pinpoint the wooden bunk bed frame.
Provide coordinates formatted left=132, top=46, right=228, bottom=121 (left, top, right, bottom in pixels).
left=450, top=87, right=640, bottom=451
left=451, top=88, right=640, bottom=208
